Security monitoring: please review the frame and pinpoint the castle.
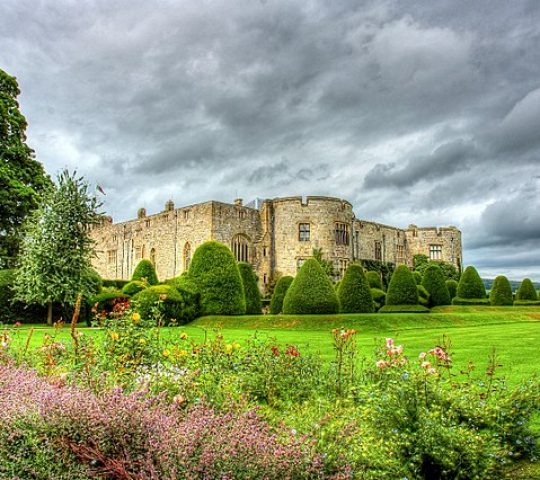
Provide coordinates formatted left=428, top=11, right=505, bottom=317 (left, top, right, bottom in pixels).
left=90, top=196, right=462, bottom=290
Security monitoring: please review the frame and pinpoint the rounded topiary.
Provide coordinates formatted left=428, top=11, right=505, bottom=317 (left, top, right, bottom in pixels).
left=238, top=262, right=262, bottom=315
left=282, top=258, right=339, bottom=314
left=366, top=271, right=383, bottom=290
left=422, top=264, right=451, bottom=307
left=337, top=264, right=373, bottom=313
left=187, top=241, right=246, bottom=315
left=456, top=266, right=486, bottom=299
left=445, top=279, right=458, bottom=300
left=166, top=273, right=198, bottom=294
left=385, top=265, right=419, bottom=306
left=132, top=284, right=199, bottom=325
left=269, top=276, right=294, bottom=314
left=370, top=288, right=386, bottom=310
left=515, top=278, right=538, bottom=301
left=131, top=259, right=158, bottom=285
left=417, top=284, right=430, bottom=307
left=489, top=275, right=513, bottom=306
left=122, top=280, right=148, bottom=296
left=413, top=271, right=423, bottom=285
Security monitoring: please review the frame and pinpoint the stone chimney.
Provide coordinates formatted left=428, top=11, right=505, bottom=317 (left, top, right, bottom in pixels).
left=137, top=207, right=147, bottom=219
left=164, top=199, right=175, bottom=211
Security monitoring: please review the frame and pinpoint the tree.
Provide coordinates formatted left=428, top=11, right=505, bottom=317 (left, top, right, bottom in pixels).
left=0, top=68, right=51, bottom=268
left=337, top=264, right=374, bottom=313
left=282, top=258, right=339, bottom=314
left=312, top=248, right=334, bottom=278
left=515, top=278, right=538, bottom=301
left=132, top=259, right=158, bottom=285
left=445, top=279, right=458, bottom=300
left=238, top=262, right=262, bottom=314
left=187, top=241, right=246, bottom=315
left=13, top=170, right=101, bottom=324
left=421, top=264, right=451, bottom=307
left=456, top=266, right=486, bottom=299
left=366, top=271, right=383, bottom=290
left=489, top=275, right=513, bottom=306
left=385, top=265, right=419, bottom=306
left=269, top=276, right=293, bottom=314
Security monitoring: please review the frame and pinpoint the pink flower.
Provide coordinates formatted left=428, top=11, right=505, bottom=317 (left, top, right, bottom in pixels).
left=376, top=360, right=389, bottom=369
left=421, top=361, right=431, bottom=369
left=419, top=352, right=427, bottom=360
left=385, top=338, right=394, bottom=348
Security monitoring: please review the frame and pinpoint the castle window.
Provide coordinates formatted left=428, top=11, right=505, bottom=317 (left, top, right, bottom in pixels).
left=112, top=234, right=117, bottom=243
left=338, top=259, right=349, bottom=278
left=263, top=247, right=267, bottom=257
left=145, top=219, right=151, bottom=228
left=429, top=245, right=443, bottom=260
left=374, top=241, right=382, bottom=261
left=135, top=246, right=143, bottom=260
left=299, top=223, right=310, bottom=241
left=396, top=244, right=405, bottom=264
left=263, top=274, right=267, bottom=284
left=238, top=210, right=246, bottom=220
left=184, top=210, right=190, bottom=221
left=150, top=248, right=156, bottom=266
left=296, top=258, right=305, bottom=272
left=232, top=234, right=250, bottom=263
left=335, top=223, right=349, bottom=245
left=107, top=250, right=116, bottom=265
left=184, top=242, right=191, bottom=270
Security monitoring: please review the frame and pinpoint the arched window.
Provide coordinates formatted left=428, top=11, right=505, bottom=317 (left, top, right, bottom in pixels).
left=184, top=242, right=191, bottom=271
left=232, top=234, right=250, bottom=263
left=150, top=248, right=156, bottom=266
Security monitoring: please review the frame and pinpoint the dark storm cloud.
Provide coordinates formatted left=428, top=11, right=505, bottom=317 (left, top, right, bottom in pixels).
left=1, top=0, right=540, bottom=277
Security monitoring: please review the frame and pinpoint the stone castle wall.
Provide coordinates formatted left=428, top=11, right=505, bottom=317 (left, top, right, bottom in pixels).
left=90, top=196, right=463, bottom=289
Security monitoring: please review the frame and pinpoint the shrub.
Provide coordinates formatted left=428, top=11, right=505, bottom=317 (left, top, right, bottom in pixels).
left=132, top=284, right=199, bottom=325
left=422, top=264, right=451, bottom=307
left=187, top=241, right=246, bottom=315
left=337, top=264, right=374, bottom=313
left=514, top=300, right=540, bottom=306
left=269, top=276, right=294, bottom=314
left=413, top=271, right=423, bottom=285
left=86, top=268, right=103, bottom=294
left=457, top=266, right=486, bottom=299
left=489, top=275, right=513, bottom=306
left=370, top=288, right=386, bottom=310
left=366, top=270, right=383, bottom=290
left=417, top=284, right=430, bottom=307
left=385, top=265, right=418, bottom=306
left=0, top=269, right=47, bottom=323
left=238, top=262, right=262, bottom=314
left=282, top=258, right=339, bottom=314
left=89, top=289, right=130, bottom=320
left=122, top=280, right=148, bottom=296
left=515, top=278, right=538, bottom=301
left=446, top=279, right=458, bottom=300
left=451, top=297, right=490, bottom=306
left=102, top=279, right=130, bottom=289
left=166, top=272, right=198, bottom=294
left=131, top=259, right=158, bottom=285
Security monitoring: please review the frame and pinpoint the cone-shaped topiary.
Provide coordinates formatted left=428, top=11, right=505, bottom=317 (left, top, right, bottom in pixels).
left=366, top=271, right=383, bottom=290
left=515, top=278, right=538, bottom=301
left=122, top=280, right=148, bottom=297
left=282, top=259, right=339, bottom=314
left=131, top=259, right=158, bottom=285
left=385, top=265, right=419, bottom=306
left=422, top=264, right=451, bottom=307
left=370, top=288, right=386, bottom=310
left=413, top=271, right=423, bottom=285
left=337, top=264, right=374, bottom=313
left=238, top=262, right=262, bottom=315
left=489, top=275, right=513, bottom=306
left=269, top=276, right=294, bottom=314
left=456, top=266, right=486, bottom=299
left=187, top=241, right=246, bottom=315
left=446, top=279, right=458, bottom=300
left=417, top=284, right=430, bottom=307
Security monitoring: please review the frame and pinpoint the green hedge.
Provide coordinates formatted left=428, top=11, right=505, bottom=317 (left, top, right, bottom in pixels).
left=417, top=284, right=430, bottom=307
left=238, top=262, right=262, bottom=315
left=515, top=278, right=538, bottom=301
left=102, top=279, right=130, bottom=289
left=422, top=264, right=451, bottom=307
left=337, top=265, right=374, bottom=313
left=122, top=280, right=148, bottom=296
left=489, top=275, right=513, bottom=306
left=451, top=297, right=490, bottom=306
left=379, top=304, right=430, bottom=313
left=187, top=241, right=246, bottom=315
left=445, top=279, right=458, bottom=300
left=456, top=266, right=486, bottom=299
left=514, top=300, right=540, bottom=306
left=386, top=265, right=418, bottom=306
left=366, top=271, right=383, bottom=290
left=370, top=288, right=386, bottom=310
left=132, top=285, right=199, bottom=325
left=282, top=259, right=339, bottom=314
left=269, top=276, right=294, bottom=314
left=413, top=271, right=423, bottom=285
left=131, top=259, right=159, bottom=285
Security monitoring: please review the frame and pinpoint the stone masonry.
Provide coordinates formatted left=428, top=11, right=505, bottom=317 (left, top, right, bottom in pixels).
left=90, top=196, right=462, bottom=290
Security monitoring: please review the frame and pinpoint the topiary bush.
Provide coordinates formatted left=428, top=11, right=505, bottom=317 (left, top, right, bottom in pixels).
left=133, top=284, right=200, bottom=325
left=417, top=284, right=430, bottom=307
left=366, top=271, right=383, bottom=290
left=238, top=262, right=262, bottom=315
left=370, top=288, right=386, bottom=310
left=187, top=241, right=246, bottom=315
left=445, top=279, right=458, bottom=300
left=385, top=265, right=419, bottom=306
left=489, top=275, right=513, bottom=306
left=456, top=266, right=486, bottom=299
left=413, top=271, right=423, bottom=285
left=515, top=278, right=538, bottom=302
left=282, top=259, right=339, bottom=314
left=131, top=259, right=159, bottom=285
left=102, top=279, right=130, bottom=289
left=451, top=297, right=490, bottom=306
left=122, top=280, right=148, bottom=296
left=337, top=264, right=373, bottom=313
left=422, top=264, right=451, bottom=307
left=269, top=276, right=294, bottom=314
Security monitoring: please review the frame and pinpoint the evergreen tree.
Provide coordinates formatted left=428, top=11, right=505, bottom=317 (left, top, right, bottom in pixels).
left=515, top=278, right=538, bottom=301
left=366, top=270, right=383, bottom=290
left=422, top=264, right=451, bottom=307
left=489, top=275, right=513, bottom=306
left=132, top=259, right=158, bottom=285
left=445, top=279, right=458, bottom=300
left=385, top=265, right=419, bottom=306
left=269, top=276, right=293, bottom=314
left=238, top=262, right=262, bottom=314
left=0, top=68, right=51, bottom=267
left=13, top=170, right=100, bottom=324
left=456, top=266, right=486, bottom=299
left=337, top=264, right=374, bottom=313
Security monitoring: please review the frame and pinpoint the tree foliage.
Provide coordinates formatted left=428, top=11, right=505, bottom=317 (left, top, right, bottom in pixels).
left=238, top=262, right=262, bottom=314
left=421, top=264, right=451, bottom=307
left=515, top=278, right=538, bottom=301
left=0, top=68, right=51, bottom=267
left=131, top=259, right=158, bottom=285
left=337, top=264, right=374, bottom=313
left=13, top=170, right=101, bottom=323
left=269, top=276, right=293, bottom=314
left=312, top=248, right=334, bottom=278
left=445, top=279, right=458, bottom=300
left=456, top=266, right=486, bottom=299
left=489, top=275, right=513, bottom=306
left=366, top=271, right=383, bottom=290
left=385, top=265, right=419, bottom=306
left=282, top=259, right=339, bottom=314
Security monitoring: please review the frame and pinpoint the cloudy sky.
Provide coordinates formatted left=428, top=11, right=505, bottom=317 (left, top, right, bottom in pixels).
left=2, top=0, right=540, bottom=280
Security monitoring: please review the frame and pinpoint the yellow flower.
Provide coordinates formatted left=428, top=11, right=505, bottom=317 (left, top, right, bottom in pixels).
left=225, top=344, right=233, bottom=355
left=139, top=338, right=147, bottom=345
left=132, top=312, right=141, bottom=323
left=233, top=342, right=241, bottom=350
left=180, top=332, right=188, bottom=340
left=109, top=331, right=119, bottom=341
left=176, top=349, right=188, bottom=357
left=162, top=349, right=171, bottom=357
